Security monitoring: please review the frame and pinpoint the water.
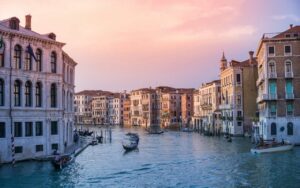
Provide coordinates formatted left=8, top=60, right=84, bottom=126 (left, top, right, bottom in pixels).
left=1, top=126, right=300, bottom=188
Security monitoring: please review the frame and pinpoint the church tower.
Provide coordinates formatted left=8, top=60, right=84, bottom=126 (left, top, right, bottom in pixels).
left=220, top=51, right=227, bottom=71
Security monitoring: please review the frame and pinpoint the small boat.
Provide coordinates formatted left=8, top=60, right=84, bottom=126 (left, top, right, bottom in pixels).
left=90, top=138, right=98, bottom=146
left=122, top=133, right=139, bottom=151
left=181, top=127, right=193, bottom=132
left=52, top=155, right=74, bottom=170
left=227, top=137, right=232, bottom=142
left=251, top=143, right=294, bottom=154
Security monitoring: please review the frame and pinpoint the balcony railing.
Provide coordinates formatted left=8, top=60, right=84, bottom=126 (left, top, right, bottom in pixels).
left=269, top=93, right=277, bottom=100
left=219, top=103, right=233, bottom=109
left=285, top=72, right=293, bottom=78
left=268, top=72, right=277, bottom=79
left=286, top=93, right=294, bottom=100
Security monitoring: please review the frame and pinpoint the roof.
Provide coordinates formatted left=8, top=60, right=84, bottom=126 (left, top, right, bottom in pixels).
left=63, top=51, right=78, bottom=66
left=0, top=17, right=65, bottom=46
left=272, top=25, right=300, bottom=39
left=75, top=90, right=113, bottom=96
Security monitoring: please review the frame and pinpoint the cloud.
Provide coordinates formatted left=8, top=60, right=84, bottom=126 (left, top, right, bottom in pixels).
left=272, top=14, right=300, bottom=22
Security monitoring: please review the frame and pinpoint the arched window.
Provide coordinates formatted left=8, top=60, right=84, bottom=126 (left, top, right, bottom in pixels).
left=35, top=82, right=42, bottom=107
left=271, top=122, right=277, bottom=135
left=51, top=52, right=57, bottom=73
left=0, top=41, right=5, bottom=67
left=287, top=122, right=293, bottom=135
left=36, top=49, right=42, bottom=72
left=14, top=45, right=22, bottom=69
left=285, top=60, right=292, bottom=74
left=24, top=50, right=32, bottom=71
left=14, top=80, right=21, bottom=106
left=0, top=79, right=4, bottom=106
left=50, top=83, right=57, bottom=108
left=25, top=81, right=32, bottom=107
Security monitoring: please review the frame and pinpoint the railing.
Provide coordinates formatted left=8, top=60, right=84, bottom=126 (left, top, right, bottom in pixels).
left=285, top=72, right=293, bottom=78
left=286, top=93, right=294, bottom=100
left=268, top=72, right=277, bottom=79
left=269, top=93, right=277, bottom=100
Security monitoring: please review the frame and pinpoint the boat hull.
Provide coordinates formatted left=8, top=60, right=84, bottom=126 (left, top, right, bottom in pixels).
left=251, top=144, right=294, bottom=154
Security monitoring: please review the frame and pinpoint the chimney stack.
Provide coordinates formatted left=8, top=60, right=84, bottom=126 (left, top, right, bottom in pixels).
left=290, top=24, right=293, bottom=29
left=25, top=15, right=31, bottom=30
left=249, top=51, right=254, bottom=63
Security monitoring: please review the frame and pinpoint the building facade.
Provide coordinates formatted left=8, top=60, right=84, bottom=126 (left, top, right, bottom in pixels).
left=256, top=25, right=300, bottom=144
left=198, top=80, right=222, bottom=135
left=0, top=15, right=77, bottom=163
left=219, top=52, right=257, bottom=136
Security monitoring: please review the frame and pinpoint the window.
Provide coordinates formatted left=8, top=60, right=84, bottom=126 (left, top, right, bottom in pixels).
left=236, top=74, right=241, bottom=84
left=14, top=45, right=22, bottom=69
left=0, top=42, right=4, bottom=67
left=285, top=61, right=292, bottom=74
left=25, top=81, right=32, bottom=107
left=51, top=52, right=57, bottom=73
left=287, top=122, right=293, bottom=135
left=25, top=122, right=33, bottom=137
left=271, top=123, right=277, bottom=135
left=15, top=146, right=23, bottom=154
left=286, top=80, right=293, bottom=95
left=270, top=102, right=276, bottom=116
left=237, top=122, right=242, bottom=126
left=0, top=122, right=5, bottom=138
left=35, top=122, right=43, bottom=136
left=14, top=122, right=22, bottom=137
left=268, top=46, right=275, bottom=56
left=14, top=80, right=21, bottom=106
left=284, top=45, right=291, bottom=55
left=287, top=102, right=293, bottom=116
left=0, top=79, right=4, bottom=106
left=36, top=145, right=43, bottom=152
left=51, top=83, right=57, bottom=108
left=35, top=82, right=42, bottom=107
left=269, top=80, right=277, bottom=97
left=268, top=61, right=276, bottom=74
left=24, top=50, right=32, bottom=70
left=51, top=121, right=58, bottom=135
left=51, top=143, right=58, bottom=150
left=36, top=49, right=42, bottom=72
left=237, top=95, right=241, bottom=105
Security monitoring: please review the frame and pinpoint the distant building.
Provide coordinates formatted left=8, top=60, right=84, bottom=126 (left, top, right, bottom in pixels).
left=123, top=96, right=131, bottom=126
left=74, top=91, right=95, bottom=124
left=256, top=25, right=300, bottom=144
left=192, top=90, right=201, bottom=131
left=180, top=89, right=194, bottom=127
left=0, top=15, right=77, bottom=163
left=198, top=80, right=222, bottom=135
left=219, top=52, right=258, bottom=136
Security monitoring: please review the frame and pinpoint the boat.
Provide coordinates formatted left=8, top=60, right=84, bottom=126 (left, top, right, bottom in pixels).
left=251, top=142, right=294, bottom=154
left=227, top=137, right=232, bottom=142
left=52, top=155, right=75, bottom=170
left=122, top=133, right=139, bottom=151
left=90, top=137, right=98, bottom=146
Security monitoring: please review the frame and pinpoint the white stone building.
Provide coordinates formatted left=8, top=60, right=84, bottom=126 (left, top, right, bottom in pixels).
left=0, top=15, right=77, bottom=163
left=74, top=91, right=94, bottom=124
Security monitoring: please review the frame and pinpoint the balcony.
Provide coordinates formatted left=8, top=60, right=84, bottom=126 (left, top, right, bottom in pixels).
left=268, top=72, right=277, bottom=79
left=219, top=103, right=233, bottom=109
left=269, top=93, right=277, bottom=100
left=285, top=72, right=294, bottom=78
left=256, top=94, right=268, bottom=103
left=286, top=93, right=294, bottom=100
left=200, top=103, right=212, bottom=110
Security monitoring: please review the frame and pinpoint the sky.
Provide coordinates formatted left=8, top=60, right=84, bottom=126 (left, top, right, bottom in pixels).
left=1, top=0, right=300, bottom=92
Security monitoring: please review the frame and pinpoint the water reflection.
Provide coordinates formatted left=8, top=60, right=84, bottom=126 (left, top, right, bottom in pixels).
left=0, top=126, right=300, bottom=187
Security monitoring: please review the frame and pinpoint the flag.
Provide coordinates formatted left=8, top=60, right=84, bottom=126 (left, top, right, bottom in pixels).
left=26, top=44, right=37, bottom=62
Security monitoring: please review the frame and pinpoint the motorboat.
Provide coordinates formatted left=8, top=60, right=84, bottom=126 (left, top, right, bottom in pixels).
left=181, top=127, right=193, bottom=132
left=122, top=133, right=139, bottom=151
left=52, top=155, right=75, bottom=170
left=251, top=141, right=294, bottom=154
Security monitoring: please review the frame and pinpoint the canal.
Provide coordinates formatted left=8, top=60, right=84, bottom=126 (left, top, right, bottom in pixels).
left=0, top=126, right=300, bottom=188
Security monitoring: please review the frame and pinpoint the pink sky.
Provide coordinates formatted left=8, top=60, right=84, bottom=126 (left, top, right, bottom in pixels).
left=1, top=0, right=300, bottom=92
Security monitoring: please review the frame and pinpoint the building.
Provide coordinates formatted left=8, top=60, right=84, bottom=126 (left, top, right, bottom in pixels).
left=123, top=96, right=131, bottom=126
left=180, top=89, right=194, bottom=127
left=74, top=90, right=95, bottom=124
left=192, top=90, right=201, bottom=131
left=130, top=88, right=157, bottom=127
left=256, top=25, right=300, bottom=144
left=219, top=51, right=258, bottom=136
left=0, top=15, right=77, bottom=163
left=198, top=80, right=222, bottom=135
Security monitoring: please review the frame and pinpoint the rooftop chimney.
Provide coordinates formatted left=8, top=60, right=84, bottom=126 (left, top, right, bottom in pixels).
left=25, top=15, right=31, bottom=30
left=249, top=51, right=254, bottom=63
left=290, top=24, right=293, bottom=29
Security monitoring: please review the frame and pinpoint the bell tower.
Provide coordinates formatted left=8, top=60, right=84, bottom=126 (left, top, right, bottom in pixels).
left=220, top=51, right=227, bottom=71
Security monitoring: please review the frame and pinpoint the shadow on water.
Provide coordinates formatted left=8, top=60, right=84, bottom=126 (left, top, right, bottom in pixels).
left=123, top=148, right=139, bottom=156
